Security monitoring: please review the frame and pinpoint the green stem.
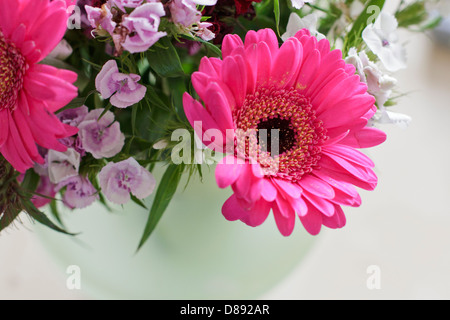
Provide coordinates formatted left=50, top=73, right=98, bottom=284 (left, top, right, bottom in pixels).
left=306, top=3, right=338, bottom=17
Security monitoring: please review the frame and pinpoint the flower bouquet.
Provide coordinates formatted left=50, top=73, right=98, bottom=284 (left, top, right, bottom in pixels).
left=0, top=0, right=442, bottom=252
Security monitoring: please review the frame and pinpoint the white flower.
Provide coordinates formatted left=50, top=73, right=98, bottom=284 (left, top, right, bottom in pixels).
left=345, top=47, right=397, bottom=107
left=371, top=109, right=412, bottom=129
left=345, top=47, right=367, bottom=82
left=98, top=158, right=156, bottom=205
left=290, top=0, right=313, bottom=10
left=281, top=12, right=326, bottom=42
left=362, top=12, right=407, bottom=72
left=48, top=39, right=73, bottom=60
left=47, top=148, right=81, bottom=184
left=345, top=48, right=411, bottom=129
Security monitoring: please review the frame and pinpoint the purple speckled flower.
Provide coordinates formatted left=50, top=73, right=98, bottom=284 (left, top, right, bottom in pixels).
left=57, top=106, right=89, bottom=127
left=121, top=2, right=167, bottom=53
left=85, top=4, right=117, bottom=35
left=98, top=157, right=156, bottom=205
left=170, top=0, right=217, bottom=27
left=96, top=60, right=147, bottom=108
left=56, top=176, right=99, bottom=209
left=170, top=0, right=201, bottom=27
left=78, top=108, right=125, bottom=159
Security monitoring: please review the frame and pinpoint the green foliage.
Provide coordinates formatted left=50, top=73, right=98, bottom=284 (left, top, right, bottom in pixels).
left=395, top=1, right=428, bottom=28
left=343, top=0, right=386, bottom=56
left=147, top=37, right=185, bottom=78
left=138, top=163, right=185, bottom=250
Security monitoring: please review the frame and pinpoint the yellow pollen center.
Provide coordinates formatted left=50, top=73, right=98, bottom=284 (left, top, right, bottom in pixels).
left=0, top=29, right=27, bottom=111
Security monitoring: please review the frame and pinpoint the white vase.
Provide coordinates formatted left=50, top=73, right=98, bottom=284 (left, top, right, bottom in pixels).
left=35, top=165, right=316, bottom=299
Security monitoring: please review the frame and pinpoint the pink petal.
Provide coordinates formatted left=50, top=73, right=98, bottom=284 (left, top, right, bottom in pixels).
left=222, top=55, right=247, bottom=107
left=298, top=174, right=335, bottom=199
left=222, top=194, right=249, bottom=221
left=222, top=34, right=244, bottom=59
left=318, top=95, right=376, bottom=129
left=215, top=155, right=244, bottom=188
left=240, top=198, right=271, bottom=227
left=0, top=109, right=9, bottom=147
left=273, top=178, right=302, bottom=199
left=318, top=156, right=377, bottom=191
left=270, top=37, right=302, bottom=89
left=339, top=127, right=387, bottom=148
left=204, top=82, right=235, bottom=132
left=321, top=204, right=346, bottom=229
left=275, top=193, right=295, bottom=218
left=302, top=191, right=335, bottom=217
left=324, top=145, right=375, bottom=168
left=299, top=203, right=323, bottom=235
left=260, top=178, right=277, bottom=202
left=183, top=93, right=225, bottom=139
left=273, top=201, right=296, bottom=236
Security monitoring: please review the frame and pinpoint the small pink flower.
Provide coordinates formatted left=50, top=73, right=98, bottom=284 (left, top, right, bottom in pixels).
left=57, top=106, right=89, bottom=127
left=121, top=2, right=167, bottom=53
left=95, top=60, right=147, bottom=108
left=170, top=0, right=202, bottom=27
left=195, top=22, right=215, bottom=41
left=56, top=175, right=99, bottom=209
left=85, top=3, right=116, bottom=34
left=78, top=108, right=125, bottom=159
left=98, top=157, right=156, bottom=205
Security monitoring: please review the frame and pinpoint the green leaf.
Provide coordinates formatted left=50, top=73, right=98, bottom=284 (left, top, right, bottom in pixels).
left=130, top=194, right=148, bottom=210
left=0, top=209, right=20, bottom=233
left=147, top=37, right=184, bottom=78
left=273, top=0, right=281, bottom=37
left=180, top=34, right=222, bottom=58
left=395, top=1, right=427, bottom=28
left=343, top=0, right=386, bottom=56
left=20, top=169, right=40, bottom=194
left=137, top=163, right=185, bottom=250
left=22, top=199, right=76, bottom=235
left=419, top=16, right=443, bottom=31
left=49, top=200, right=65, bottom=228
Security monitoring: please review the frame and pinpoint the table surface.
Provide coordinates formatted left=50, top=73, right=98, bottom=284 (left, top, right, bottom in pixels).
left=1, top=29, right=450, bottom=300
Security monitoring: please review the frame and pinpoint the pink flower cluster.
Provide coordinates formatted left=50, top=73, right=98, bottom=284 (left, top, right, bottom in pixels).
left=85, top=0, right=218, bottom=55
left=86, top=0, right=167, bottom=54
left=31, top=106, right=154, bottom=209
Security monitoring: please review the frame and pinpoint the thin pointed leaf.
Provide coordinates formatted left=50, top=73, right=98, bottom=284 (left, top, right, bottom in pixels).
left=273, top=0, right=281, bottom=37
left=147, top=37, right=184, bottom=78
left=137, top=164, right=184, bottom=250
left=22, top=199, right=76, bottom=235
left=130, top=194, right=148, bottom=210
left=0, top=209, right=21, bottom=232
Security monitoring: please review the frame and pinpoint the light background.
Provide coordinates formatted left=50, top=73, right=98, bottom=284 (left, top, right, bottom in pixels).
left=1, top=7, right=450, bottom=300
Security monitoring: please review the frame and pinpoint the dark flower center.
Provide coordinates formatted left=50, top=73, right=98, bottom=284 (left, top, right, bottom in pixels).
left=234, top=86, right=328, bottom=181
left=256, top=118, right=296, bottom=155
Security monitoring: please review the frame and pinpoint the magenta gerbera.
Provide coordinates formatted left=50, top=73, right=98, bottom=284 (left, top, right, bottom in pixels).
left=183, top=28, right=387, bottom=236
left=0, top=0, right=78, bottom=173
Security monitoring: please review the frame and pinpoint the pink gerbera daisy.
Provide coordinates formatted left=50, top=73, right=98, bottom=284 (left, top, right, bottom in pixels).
left=183, top=28, right=387, bottom=236
left=0, top=0, right=78, bottom=173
